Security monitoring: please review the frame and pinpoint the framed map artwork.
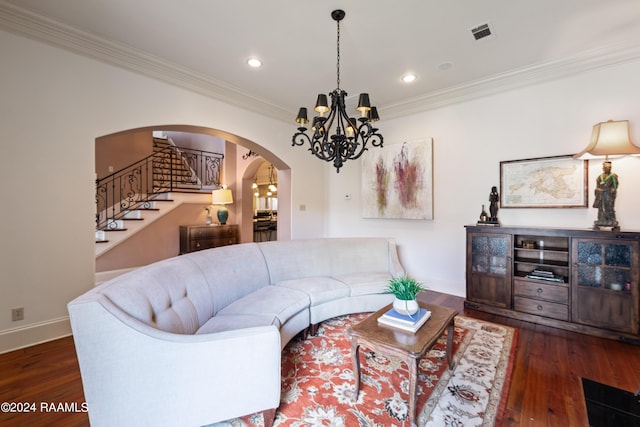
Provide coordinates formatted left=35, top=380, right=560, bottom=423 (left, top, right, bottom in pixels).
left=361, top=139, right=434, bottom=219
left=500, top=155, right=589, bottom=208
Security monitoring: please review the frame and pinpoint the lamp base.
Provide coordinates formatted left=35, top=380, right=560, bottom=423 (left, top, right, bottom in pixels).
left=217, top=206, right=229, bottom=225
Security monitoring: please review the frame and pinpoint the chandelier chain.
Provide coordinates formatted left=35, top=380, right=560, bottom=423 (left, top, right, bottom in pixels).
left=336, top=18, right=340, bottom=89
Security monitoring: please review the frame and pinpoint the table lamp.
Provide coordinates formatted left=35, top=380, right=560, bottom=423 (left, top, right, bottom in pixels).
left=211, top=188, right=233, bottom=225
left=574, top=120, right=640, bottom=230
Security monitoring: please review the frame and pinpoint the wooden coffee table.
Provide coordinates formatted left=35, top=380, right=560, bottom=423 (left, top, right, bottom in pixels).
left=348, top=302, right=458, bottom=427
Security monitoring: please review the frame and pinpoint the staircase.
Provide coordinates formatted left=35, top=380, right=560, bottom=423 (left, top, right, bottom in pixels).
left=95, top=137, right=223, bottom=256
left=152, top=138, right=201, bottom=191
left=95, top=192, right=211, bottom=257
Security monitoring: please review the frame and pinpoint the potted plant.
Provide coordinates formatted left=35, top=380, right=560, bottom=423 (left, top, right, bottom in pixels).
left=385, top=276, right=426, bottom=316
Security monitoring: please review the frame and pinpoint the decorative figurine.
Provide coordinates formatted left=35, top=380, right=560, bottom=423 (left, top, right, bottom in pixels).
left=204, top=206, right=213, bottom=225
left=592, top=161, right=619, bottom=230
left=478, top=186, right=500, bottom=225
left=489, top=186, right=500, bottom=223
left=479, top=205, right=489, bottom=222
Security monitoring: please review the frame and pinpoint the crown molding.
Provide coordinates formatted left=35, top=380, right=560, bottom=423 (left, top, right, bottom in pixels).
left=2, top=1, right=639, bottom=124
left=0, top=1, right=290, bottom=122
left=382, top=42, right=640, bottom=119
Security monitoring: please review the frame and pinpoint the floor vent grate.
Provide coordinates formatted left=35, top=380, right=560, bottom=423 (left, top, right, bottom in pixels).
left=582, top=377, right=640, bottom=426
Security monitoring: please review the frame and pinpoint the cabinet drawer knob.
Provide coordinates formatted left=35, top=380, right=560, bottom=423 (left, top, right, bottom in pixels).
left=537, top=305, right=543, bottom=311
left=537, top=288, right=543, bottom=294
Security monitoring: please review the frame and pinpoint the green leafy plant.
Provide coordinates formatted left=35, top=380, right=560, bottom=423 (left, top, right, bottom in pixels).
left=384, top=276, right=425, bottom=300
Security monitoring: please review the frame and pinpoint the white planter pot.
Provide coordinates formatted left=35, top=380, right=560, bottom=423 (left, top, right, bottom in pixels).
left=393, top=298, right=419, bottom=316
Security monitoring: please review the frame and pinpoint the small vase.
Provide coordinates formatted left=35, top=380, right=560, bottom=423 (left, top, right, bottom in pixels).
left=205, top=215, right=212, bottom=225
left=393, top=298, right=419, bottom=316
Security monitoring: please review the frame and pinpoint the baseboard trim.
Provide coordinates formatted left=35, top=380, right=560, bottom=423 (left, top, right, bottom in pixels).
left=0, top=268, right=137, bottom=354
left=0, top=316, right=71, bottom=355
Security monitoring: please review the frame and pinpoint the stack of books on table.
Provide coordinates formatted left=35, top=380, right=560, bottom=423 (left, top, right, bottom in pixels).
left=377, top=307, right=431, bottom=333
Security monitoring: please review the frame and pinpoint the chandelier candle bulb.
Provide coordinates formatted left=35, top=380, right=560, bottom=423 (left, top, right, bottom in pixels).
left=357, top=93, right=371, bottom=116
left=296, top=108, right=308, bottom=127
left=315, top=94, right=329, bottom=115
left=368, top=107, right=380, bottom=122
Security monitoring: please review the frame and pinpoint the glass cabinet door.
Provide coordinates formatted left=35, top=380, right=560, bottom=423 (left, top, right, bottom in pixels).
left=471, top=234, right=509, bottom=275
left=572, top=238, right=639, bottom=334
left=576, top=241, right=632, bottom=290
left=466, top=233, right=512, bottom=308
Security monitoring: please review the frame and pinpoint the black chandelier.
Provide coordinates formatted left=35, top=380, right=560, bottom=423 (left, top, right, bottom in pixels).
left=292, top=9, right=383, bottom=173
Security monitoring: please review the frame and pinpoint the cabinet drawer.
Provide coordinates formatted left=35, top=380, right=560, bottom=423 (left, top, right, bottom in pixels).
left=189, top=226, right=235, bottom=239
left=514, top=296, right=569, bottom=321
left=513, top=280, right=569, bottom=304
left=189, top=237, right=236, bottom=252
left=180, top=225, right=239, bottom=254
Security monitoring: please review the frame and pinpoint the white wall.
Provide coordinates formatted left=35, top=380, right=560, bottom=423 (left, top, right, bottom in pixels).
left=326, top=59, right=640, bottom=297
left=0, top=30, right=325, bottom=352
left=2, top=27, right=639, bottom=352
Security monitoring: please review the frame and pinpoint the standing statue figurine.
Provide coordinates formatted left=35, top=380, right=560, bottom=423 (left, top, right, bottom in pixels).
left=477, top=186, right=500, bottom=225
left=593, top=161, right=619, bottom=230
left=489, top=186, right=500, bottom=223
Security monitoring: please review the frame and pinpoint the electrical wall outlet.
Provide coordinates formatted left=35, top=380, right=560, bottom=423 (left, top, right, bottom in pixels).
left=12, top=307, right=24, bottom=322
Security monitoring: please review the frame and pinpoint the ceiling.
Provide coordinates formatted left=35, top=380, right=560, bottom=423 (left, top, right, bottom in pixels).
left=2, top=0, right=640, bottom=123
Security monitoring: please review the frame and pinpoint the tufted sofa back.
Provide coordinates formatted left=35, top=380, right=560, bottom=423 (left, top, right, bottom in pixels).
left=96, top=243, right=271, bottom=334
left=185, top=243, right=271, bottom=314
left=98, top=256, right=211, bottom=334
left=87, top=238, right=400, bottom=335
left=258, top=237, right=404, bottom=283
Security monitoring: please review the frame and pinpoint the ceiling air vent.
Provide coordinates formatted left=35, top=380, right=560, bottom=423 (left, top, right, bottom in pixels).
left=471, top=23, right=492, bottom=40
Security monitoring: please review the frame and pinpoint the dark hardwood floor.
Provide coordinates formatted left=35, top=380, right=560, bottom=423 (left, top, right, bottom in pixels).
left=1, top=290, right=639, bottom=426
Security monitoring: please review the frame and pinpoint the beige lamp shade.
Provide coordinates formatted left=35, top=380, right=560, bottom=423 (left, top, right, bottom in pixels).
left=211, top=188, right=233, bottom=205
left=574, top=120, right=640, bottom=160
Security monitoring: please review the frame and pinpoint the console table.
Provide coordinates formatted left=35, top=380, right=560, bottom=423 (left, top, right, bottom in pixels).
left=464, top=225, right=640, bottom=342
left=179, top=224, right=238, bottom=254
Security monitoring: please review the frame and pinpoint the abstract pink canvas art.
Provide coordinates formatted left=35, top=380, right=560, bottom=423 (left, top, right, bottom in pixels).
left=362, top=139, right=433, bottom=219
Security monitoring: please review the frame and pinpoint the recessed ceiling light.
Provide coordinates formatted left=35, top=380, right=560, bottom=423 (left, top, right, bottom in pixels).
left=437, top=62, right=453, bottom=71
left=402, top=74, right=417, bottom=83
left=247, top=58, right=262, bottom=68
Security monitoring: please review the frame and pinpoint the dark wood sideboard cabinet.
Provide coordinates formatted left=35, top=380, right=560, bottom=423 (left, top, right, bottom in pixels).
left=179, top=224, right=238, bottom=254
left=465, top=225, right=640, bottom=342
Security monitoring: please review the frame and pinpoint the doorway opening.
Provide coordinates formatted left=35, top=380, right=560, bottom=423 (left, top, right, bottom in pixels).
left=94, top=124, right=291, bottom=275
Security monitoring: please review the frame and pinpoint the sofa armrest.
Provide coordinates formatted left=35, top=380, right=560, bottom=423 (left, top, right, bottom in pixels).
left=68, top=298, right=281, bottom=427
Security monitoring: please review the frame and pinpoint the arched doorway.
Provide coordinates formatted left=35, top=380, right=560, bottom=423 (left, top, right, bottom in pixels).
left=95, top=124, right=291, bottom=273
left=243, top=160, right=279, bottom=242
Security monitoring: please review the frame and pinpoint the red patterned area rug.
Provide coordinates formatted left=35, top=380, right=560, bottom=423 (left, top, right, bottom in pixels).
left=210, top=313, right=518, bottom=427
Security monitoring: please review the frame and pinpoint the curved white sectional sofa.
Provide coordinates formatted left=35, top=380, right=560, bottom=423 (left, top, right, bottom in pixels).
left=68, top=237, right=405, bottom=427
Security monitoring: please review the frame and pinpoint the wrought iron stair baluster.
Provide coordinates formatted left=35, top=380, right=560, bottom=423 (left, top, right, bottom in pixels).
left=96, top=142, right=223, bottom=233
